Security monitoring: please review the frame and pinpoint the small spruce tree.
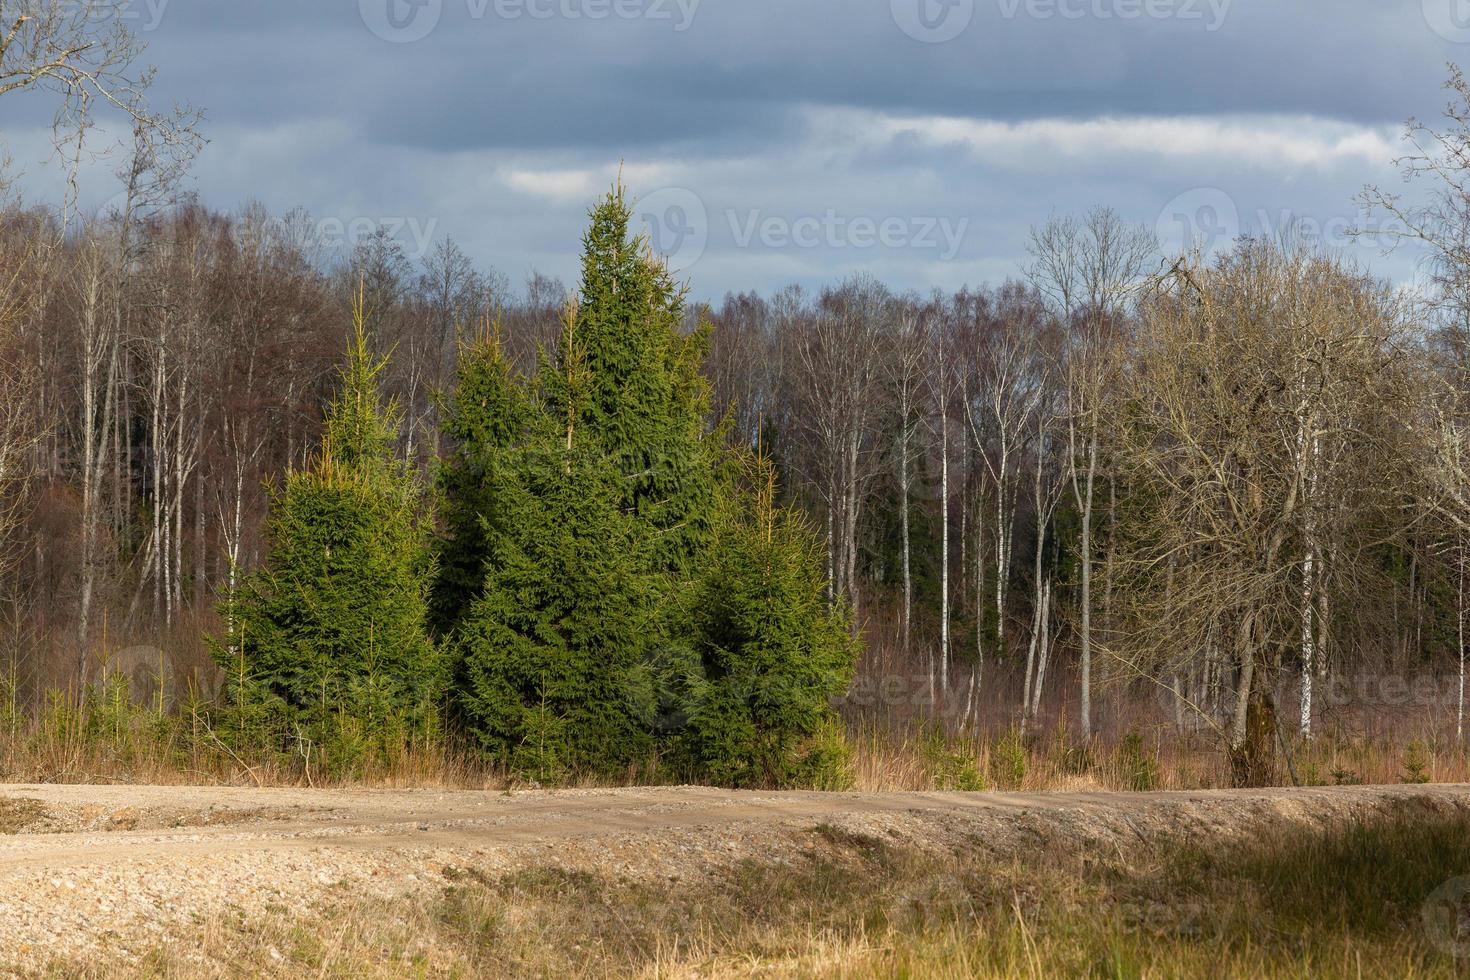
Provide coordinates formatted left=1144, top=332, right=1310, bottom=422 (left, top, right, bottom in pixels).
left=432, top=320, right=533, bottom=636
left=221, top=291, right=443, bottom=763
left=673, top=453, right=858, bottom=788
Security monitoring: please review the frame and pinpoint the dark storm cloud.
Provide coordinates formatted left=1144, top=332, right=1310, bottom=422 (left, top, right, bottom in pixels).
left=2, top=0, right=1460, bottom=296
left=125, top=0, right=1460, bottom=153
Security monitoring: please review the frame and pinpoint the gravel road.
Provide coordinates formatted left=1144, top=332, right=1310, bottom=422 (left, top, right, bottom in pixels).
left=0, top=782, right=1463, bottom=965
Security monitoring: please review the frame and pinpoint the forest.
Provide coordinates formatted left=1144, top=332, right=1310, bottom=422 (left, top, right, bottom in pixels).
left=5, top=9, right=1470, bottom=792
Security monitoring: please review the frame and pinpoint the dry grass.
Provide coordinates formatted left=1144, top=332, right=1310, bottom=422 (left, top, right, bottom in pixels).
left=0, top=616, right=1465, bottom=792
left=0, top=676, right=1463, bottom=794
left=847, top=720, right=1470, bottom=792
left=845, top=612, right=1470, bottom=787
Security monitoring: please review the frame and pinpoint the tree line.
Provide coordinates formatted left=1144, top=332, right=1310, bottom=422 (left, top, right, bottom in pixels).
left=7, top=4, right=1470, bottom=785
left=4, top=177, right=1469, bottom=786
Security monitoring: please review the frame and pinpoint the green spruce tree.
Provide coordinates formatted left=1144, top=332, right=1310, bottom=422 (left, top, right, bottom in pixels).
left=432, top=320, right=533, bottom=635
left=547, top=183, right=719, bottom=574
left=441, top=184, right=857, bottom=789
left=456, top=301, right=660, bottom=780
left=222, top=292, right=443, bottom=764
left=672, top=453, right=858, bottom=788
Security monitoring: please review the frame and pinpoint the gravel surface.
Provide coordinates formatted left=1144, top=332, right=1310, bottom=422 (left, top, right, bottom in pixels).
left=0, top=782, right=1463, bottom=967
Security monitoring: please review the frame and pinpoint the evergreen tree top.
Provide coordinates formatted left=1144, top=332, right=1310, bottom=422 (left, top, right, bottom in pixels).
left=324, top=282, right=404, bottom=474
left=571, top=184, right=688, bottom=393
left=442, top=316, right=533, bottom=454
left=552, top=182, right=720, bottom=572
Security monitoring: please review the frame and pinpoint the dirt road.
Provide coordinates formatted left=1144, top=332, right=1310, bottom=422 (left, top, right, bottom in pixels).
left=0, top=781, right=1464, bottom=964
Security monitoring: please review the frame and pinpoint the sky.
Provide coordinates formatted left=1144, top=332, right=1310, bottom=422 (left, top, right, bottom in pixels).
left=3, top=0, right=1467, bottom=300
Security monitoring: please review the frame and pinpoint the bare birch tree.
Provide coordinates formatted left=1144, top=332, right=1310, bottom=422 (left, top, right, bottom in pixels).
left=887, top=295, right=928, bottom=654
left=785, top=276, right=886, bottom=612
left=0, top=228, right=39, bottom=598
left=928, top=299, right=959, bottom=690
left=963, top=286, right=1046, bottom=664
left=1026, top=208, right=1154, bottom=738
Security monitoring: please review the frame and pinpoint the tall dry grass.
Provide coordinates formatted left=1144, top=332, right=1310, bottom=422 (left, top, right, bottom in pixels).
left=0, top=603, right=1464, bottom=792
left=841, top=600, right=1470, bottom=792
left=0, top=675, right=1461, bottom=793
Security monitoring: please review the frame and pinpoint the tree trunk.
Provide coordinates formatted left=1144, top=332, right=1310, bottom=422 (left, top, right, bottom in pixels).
left=1022, top=431, right=1048, bottom=723
left=939, top=395, right=950, bottom=692
left=994, top=451, right=1011, bottom=660
left=1299, top=540, right=1315, bottom=739
left=1078, top=428, right=1097, bottom=739
left=899, top=411, right=911, bottom=654
left=1228, top=630, right=1276, bottom=787
left=1029, top=579, right=1052, bottom=720
left=974, top=486, right=985, bottom=693
left=1460, top=547, right=1466, bottom=744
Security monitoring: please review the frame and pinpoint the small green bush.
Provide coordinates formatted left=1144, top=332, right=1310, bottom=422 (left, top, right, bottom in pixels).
left=920, top=726, right=986, bottom=791
left=988, top=729, right=1027, bottom=790
left=1118, top=732, right=1161, bottom=791
left=1401, top=739, right=1431, bottom=783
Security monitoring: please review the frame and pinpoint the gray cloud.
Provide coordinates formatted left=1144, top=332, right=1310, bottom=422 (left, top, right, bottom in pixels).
left=2, top=0, right=1456, bottom=297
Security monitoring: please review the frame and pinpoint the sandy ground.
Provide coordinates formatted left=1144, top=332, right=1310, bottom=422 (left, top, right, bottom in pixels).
left=0, top=781, right=1464, bottom=966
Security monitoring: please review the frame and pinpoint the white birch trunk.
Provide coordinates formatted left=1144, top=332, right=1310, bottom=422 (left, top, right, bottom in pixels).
left=899, top=398, right=912, bottom=653
left=1299, top=540, right=1315, bottom=738
left=939, top=385, right=950, bottom=693
left=1030, top=579, right=1052, bottom=720
left=1460, top=548, right=1466, bottom=744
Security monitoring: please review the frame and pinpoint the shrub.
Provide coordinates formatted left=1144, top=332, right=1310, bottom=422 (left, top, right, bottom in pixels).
left=920, top=725, right=986, bottom=791
left=1401, top=739, right=1431, bottom=783
left=1118, top=731, right=1161, bottom=791
left=988, top=729, right=1027, bottom=790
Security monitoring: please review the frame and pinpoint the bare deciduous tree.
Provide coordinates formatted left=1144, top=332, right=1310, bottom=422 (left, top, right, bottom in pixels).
left=885, top=295, right=928, bottom=654
left=1027, top=207, right=1155, bottom=738
left=1101, top=241, right=1417, bottom=785
left=0, top=230, right=39, bottom=597
left=963, top=286, right=1047, bottom=664
left=784, top=275, right=887, bottom=613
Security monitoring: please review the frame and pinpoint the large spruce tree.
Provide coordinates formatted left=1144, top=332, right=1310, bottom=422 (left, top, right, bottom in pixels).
left=547, top=184, right=718, bottom=574
left=455, top=437, right=659, bottom=780
left=222, top=296, right=443, bottom=758
left=456, top=302, right=659, bottom=778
